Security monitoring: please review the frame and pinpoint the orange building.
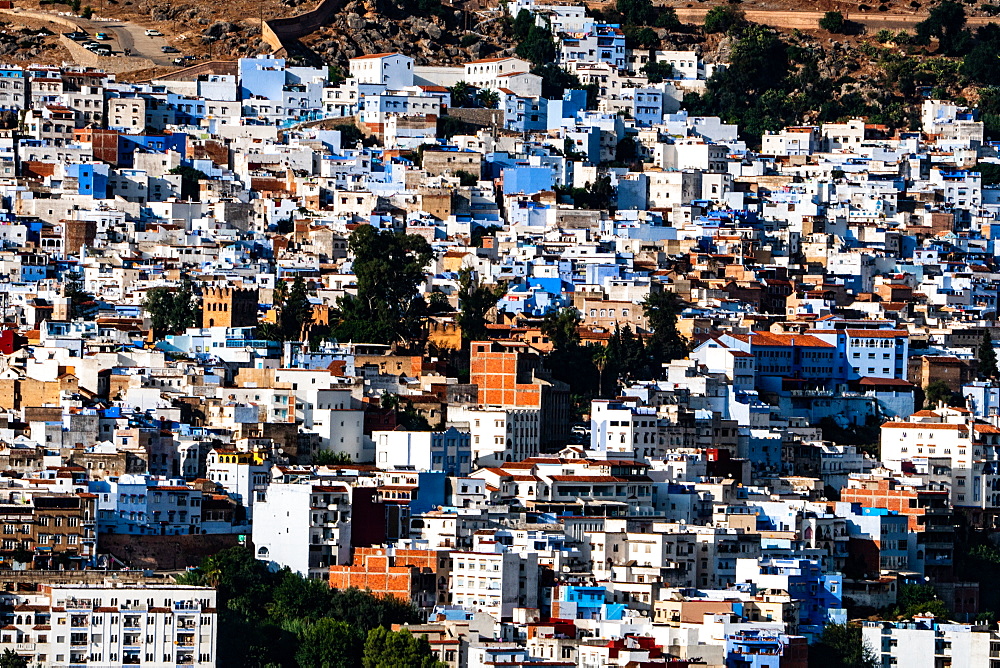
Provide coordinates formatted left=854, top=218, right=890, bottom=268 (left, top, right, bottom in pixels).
left=328, top=547, right=450, bottom=611
left=840, top=474, right=953, bottom=580
left=469, top=340, right=570, bottom=447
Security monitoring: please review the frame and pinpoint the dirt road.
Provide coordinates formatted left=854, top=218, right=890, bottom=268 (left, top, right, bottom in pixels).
left=668, top=6, right=998, bottom=30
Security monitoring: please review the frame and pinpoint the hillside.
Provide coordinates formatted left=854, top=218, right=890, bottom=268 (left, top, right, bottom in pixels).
left=15, top=0, right=1000, bottom=140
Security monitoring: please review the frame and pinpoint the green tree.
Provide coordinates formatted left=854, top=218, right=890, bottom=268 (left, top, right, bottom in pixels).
left=654, top=7, right=681, bottom=30
left=975, top=162, right=1000, bottom=185
left=915, top=0, right=969, bottom=54
left=615, top=136, right=638, bottom=163
left=476, top=88, right=500, bottom=109
left=809, top=623, right=878, bottom=668
left=313, top=450, right=355, bottom=466
left=604, top=324, right=650, bottom=392
left=335, top=123, right=364, bottom=148
left=176, top=546, right=421, bottom=668
left=448, top=81, right=474, bottom=107
left=642, top=290, right=688, bottom=366
left=71, top=0, right=81, bottom=13
left=556, top=176, right=615, bottom=209
left=168, top=165, right=209, bottom=201
left=894, top=583, right=951, bottom=619
left=64, top=271, right=97, bottom=320
left=962, top=25, right=1000, bottom=84
left=295, top=619, right=364, bottom=668
left=80, top=4, right=93, bottom=18
left=333, top=226, right=434, bottom=344
left=457, top=268, right=506, bottom=347
left=532, top=63, right=583, bottom=99
left=980, top=330, right=999, bottom=379
left=641, top=61, right=674, bottom=84
left=515, top=24, right=556, bottom=65
left=278, top=276, right=313, bottom=342
left=172, top=277, right=200, bottom=331
left=145, top=288, right=176, bottom=339
left=703, top=5, right=746, bottom=33
left=513, top=8, right=535, bottom=39
left=819, top=11, right=846, bottom=33
left=592, top=345, right=610, bottom=398
left=625, top=26, right=658, bottom=48
left=924, top=379, right=961, bottom=408
left=542, top=308, right=582, bottom=351
left=273, top=279, right=289, bottom=306
left=616, top=0, right=656, bottom=25
left=0, top=649, right=28, bottom=668
left=362, top=627, right=446, bottom=668
left=690, top=25, right=791, bottom=139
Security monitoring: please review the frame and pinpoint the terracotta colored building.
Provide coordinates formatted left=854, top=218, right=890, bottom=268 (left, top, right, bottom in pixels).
left=840, top=475, right=954, bottom=580
left=328, top=546, right=449, bottom=611
left=469, top=340, right=570, bottom=447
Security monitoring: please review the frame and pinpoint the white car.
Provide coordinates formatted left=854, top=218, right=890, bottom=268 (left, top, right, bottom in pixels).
left=144, top=29, right=162, bottom=36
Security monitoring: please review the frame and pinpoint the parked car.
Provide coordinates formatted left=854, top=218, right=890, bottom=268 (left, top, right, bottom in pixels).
left=161, top=45, right=178, bottom=53
left=145, top=29, right=163, bottom=36
left=95, top=32, right=110, bottom=40
left=63, top=31, right=88, bottom=41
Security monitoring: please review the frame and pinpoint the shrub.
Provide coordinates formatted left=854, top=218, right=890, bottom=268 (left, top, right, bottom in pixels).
left=703, top=5, right=746, bottom=32
left=819, top=10, right=846, bottom=32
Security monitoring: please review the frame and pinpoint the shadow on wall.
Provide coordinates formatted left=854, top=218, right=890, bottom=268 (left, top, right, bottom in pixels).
left=261, top=0, right=349, bottom=54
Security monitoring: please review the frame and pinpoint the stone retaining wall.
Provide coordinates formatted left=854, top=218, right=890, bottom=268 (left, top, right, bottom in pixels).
left=261, top=0, right=346, bottom=53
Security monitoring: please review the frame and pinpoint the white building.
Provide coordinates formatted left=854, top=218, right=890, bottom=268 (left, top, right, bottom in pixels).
left=374, top=427, right=472, bottom=476
left=463, top=58, right=533, bottom=92
left=449, top=549, right=539, bottom=621
left=252, top=481, right=352, bottom=578
left=89, top=474, right=203, bottom=536
left=205, top=449, right=270, bottom=519
left=861, top=618, right=992, bottom=668
left=0, top=583, right=217, bottom=667
left=447, top=405, right=541, bottom=467
left=349, top=53, right=415, bottom=90
left=879, top=407, right=1000, bottom=510
left=590, top=399, right=661, bottom=461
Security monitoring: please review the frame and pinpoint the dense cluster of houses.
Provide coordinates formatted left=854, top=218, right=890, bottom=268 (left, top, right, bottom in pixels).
left=0, top=0, right=998, bottom=666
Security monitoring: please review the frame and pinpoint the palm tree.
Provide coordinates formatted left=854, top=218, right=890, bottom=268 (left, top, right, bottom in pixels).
left=593, top=346, right=609, bottom=399
left=448, top=81, right=473, bottom=107
left=477, top=88, right=500, bottom=109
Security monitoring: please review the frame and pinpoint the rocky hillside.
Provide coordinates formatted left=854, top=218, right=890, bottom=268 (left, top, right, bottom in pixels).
left=299, top=0, right=517, bottom=67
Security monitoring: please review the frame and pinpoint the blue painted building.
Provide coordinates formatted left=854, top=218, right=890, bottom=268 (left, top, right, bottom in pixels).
left=502, top=165, right=554, bottom=195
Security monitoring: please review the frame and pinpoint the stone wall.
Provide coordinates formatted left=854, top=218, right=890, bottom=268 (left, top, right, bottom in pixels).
left=443, top=107, right=504, bottom=129
left=261, top=0, right=347, bottom=53
left=58, top=36, right=155, bottom=74
left=100, top=533, right=243, bottom=570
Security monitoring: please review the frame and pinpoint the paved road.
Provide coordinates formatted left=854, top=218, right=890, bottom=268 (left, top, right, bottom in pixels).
left=2, top=8, right=175, bottom=65
left=77, top=15, right=174, bottom=65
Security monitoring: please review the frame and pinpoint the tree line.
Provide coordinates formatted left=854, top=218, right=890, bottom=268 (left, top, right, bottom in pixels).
left=175, top=546, right=443, bottom=668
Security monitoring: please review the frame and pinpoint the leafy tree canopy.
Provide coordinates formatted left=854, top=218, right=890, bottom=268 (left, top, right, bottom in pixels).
left=980, top=330, right=998, bottom=379
left=703, top=5, right=746, bottom=33
left=333, top=226, right=434, bottom=345
left=144, top=278, right=201, bottom=338
left=819, top=11, right=846, bottom=33
left=176, top=546, right=421, bottom=668
left=809, top=624, right=878, bottom=668
left=457, top=268, right=506, bottom=347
